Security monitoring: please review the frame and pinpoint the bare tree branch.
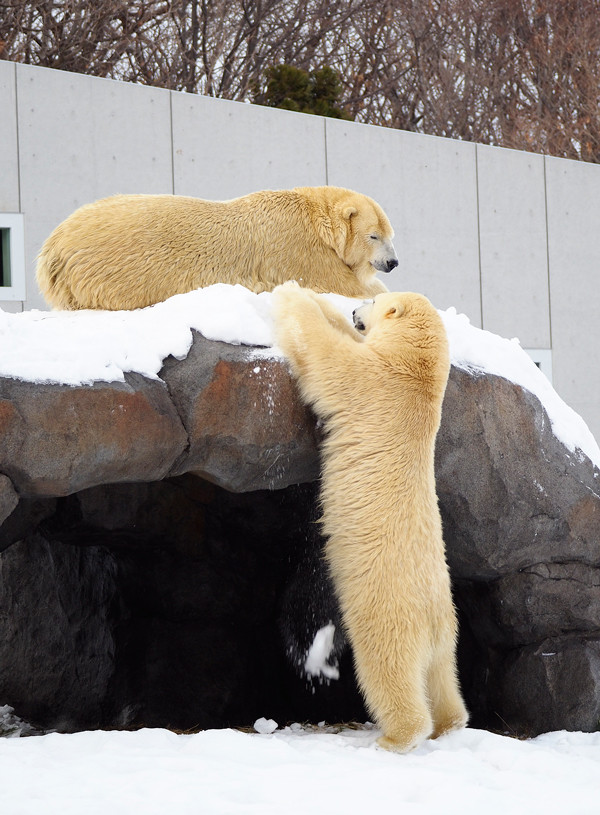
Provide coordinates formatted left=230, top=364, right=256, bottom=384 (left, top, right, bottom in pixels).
left=2, top=0, right=600, bottom=160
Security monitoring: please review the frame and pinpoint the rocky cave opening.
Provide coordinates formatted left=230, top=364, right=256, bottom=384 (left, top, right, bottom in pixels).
left=1, top=476, right=366, bottom=732
left=1, top=472, right=501, bottom=735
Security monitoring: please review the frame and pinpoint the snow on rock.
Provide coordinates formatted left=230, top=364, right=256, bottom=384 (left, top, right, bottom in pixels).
left=0, top=285, right=276, bottom=387
left=1, top=284, right=598, bottom=466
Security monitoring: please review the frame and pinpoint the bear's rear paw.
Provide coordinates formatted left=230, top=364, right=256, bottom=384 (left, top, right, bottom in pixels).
left=376, top=718, right=432, bottom=754
left=431, top=708, right=469, bottom=740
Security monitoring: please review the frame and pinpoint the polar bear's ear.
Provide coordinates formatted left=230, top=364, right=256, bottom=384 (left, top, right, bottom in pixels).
left=385, top=303, right=405, bottom=319
left=342, top=206, right=358, bottom=220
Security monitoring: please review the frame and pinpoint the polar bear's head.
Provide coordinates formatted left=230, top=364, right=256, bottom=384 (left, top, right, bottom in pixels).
left=305, top=187, right=398, bottom=284
left=334, top=192, right=397, bottom=278
left=352, top=292, right=449, bottom=387
left=352, top=291, right=433, bottom=334
left=352, top=292, right=407, bottom=335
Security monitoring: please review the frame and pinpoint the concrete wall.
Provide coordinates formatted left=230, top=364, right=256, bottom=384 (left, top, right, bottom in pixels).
left=1, top=61, right=599, bottom=441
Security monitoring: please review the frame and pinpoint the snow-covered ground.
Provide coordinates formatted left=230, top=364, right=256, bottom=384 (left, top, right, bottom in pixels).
left=1, top=283, right=599, bottom=466
left=1, top=709, right=599, bottom=815
left=2, top=285, right=600, bottom=811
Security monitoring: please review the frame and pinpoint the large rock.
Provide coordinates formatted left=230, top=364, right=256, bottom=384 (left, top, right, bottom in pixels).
left=0, top=334, right=318, bottom=501
left=0, top=332, right=599, bottom=736
left=434, top=369, right=600, bottom=733
left=437, top=369, right=600, bottom=579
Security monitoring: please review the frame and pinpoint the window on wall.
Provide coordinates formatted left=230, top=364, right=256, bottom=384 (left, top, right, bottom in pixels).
left=0, top=214, right=25, bottom=301
left=525, top=349, right=553, bottom=384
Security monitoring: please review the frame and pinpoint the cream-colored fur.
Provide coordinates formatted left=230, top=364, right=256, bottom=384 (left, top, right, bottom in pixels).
left=36, top=187, right=397, bottom=310
left=272, top=283, right=468, bottom=753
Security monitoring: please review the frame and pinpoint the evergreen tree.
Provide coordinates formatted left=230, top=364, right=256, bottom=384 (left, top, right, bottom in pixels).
left=260, top=65, right=352, bottom=120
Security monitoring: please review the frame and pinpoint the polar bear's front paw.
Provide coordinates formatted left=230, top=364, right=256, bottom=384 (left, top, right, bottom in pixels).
left=274, top=280, right=301, bottom=293
left=272, top=280, right=305, bottom=307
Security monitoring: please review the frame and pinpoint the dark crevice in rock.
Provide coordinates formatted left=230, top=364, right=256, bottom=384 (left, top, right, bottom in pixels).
left=0, top=493, right=57, bottom=552
left=0, top=476, right=367, bottom=733
left=156, top=351, right=194, bottom=475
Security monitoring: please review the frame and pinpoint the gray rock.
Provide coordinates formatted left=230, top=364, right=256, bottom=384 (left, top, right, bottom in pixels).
left=495, top=638, right=600, bottom=735
left=0, top=494, right=56, bottom=552
left=0, top=474, right=18, bottom=526
left=437, top=368, right=600, bottom=580
left=0, top=334, right=319, bottom=499
left=486, top=563, right=600, bottom=647
left=435, top=368, right=600, bottom=733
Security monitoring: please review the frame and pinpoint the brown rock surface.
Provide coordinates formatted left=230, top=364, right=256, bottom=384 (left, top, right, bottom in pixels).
left=0, top=374, right=187, bottom=496
left=161, top=338, right=320, bottom=491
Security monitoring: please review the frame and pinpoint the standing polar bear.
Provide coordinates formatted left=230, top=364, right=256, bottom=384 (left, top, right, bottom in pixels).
left=272, top=283, right=468, bottom=753
left=36, top=186, right=397, bottom=310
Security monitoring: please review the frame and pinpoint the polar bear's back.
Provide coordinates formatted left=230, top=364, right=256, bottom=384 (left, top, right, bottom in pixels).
left=36, top=192, right=280, bottom=310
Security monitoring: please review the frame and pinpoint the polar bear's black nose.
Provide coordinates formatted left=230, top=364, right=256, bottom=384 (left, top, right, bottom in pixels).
left=387, top=258, right=399, bottom=272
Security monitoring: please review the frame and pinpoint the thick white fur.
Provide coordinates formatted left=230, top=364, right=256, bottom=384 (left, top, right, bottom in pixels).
left=272, top=283, right=468, bottom=753
left=36, top=186, right=397, bottom=310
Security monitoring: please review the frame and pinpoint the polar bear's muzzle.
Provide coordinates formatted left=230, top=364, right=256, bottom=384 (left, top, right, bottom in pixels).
left=372, top=257, right=399, bottom=273
left=353, top=312, right=366, bottom=332
left=371, top=238, right=398, bottom=273
left=353, top=301, right=374, bottom=333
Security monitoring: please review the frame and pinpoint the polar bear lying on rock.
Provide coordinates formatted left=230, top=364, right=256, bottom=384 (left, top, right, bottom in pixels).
left=272, top=282, right=468, bottom=753
left=36, top=186, right=397, bottom=310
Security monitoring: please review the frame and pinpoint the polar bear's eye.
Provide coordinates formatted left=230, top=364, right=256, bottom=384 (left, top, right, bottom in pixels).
left=369, top=234, right=379, bottom=241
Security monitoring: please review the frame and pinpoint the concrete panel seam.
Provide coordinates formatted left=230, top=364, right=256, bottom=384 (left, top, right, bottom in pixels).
left=169, top=91, right=175, bottom=195
left=323, top=118, right=329, bottom=186
left=475, top=143, right=484, bottom=329
left=13, top=62, right=22, bottom=213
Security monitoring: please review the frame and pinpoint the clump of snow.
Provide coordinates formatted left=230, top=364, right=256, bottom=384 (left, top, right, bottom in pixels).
left=1, top=284, right=598, bottom=466
left=253, top=717, right=279, bottom=735
left=304, top=623, right=340, bottom=681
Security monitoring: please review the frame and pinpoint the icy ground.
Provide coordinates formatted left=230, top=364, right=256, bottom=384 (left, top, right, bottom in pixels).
left=1, top=283, right=599, bottom=465
left=0, top=708, right=599, bottom=815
